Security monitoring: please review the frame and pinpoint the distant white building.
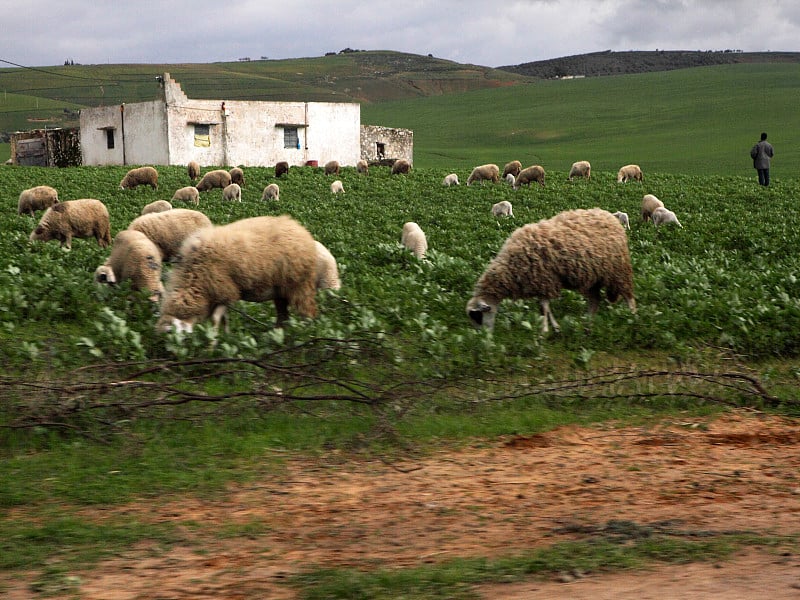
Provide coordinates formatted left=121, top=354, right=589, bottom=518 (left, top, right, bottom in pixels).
left=79, top=73, right=403, bottom=168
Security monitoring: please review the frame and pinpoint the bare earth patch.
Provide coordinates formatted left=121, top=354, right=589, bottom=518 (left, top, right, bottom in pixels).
left=5, top=411, right=800, bottom=599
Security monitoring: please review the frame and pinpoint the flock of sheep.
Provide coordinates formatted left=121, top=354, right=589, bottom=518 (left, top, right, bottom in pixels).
left=18, top=157, right=681, bottom=335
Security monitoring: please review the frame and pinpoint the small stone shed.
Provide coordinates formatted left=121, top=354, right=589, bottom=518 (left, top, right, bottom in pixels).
left=9, top=128, right=81, bottom=167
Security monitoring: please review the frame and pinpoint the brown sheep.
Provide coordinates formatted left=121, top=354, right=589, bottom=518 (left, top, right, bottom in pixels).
left=187, top=161, right=200, bottom=182
left=195, top=169, right=232, bottom=192
left=568, top=160, right=592, bottom=180
left=30, top=199, right=111, bottom=249
left=229, top=167, right=245, bottom=187
left=466, top=164, right=499, bottom=185
left=275, top=161, right=289, bottom=177
left=513, top=165, right=546, bottom=189
left=391, top=158, right=412, bottom=175
left=356, top=159, right=369, bottom=174
left=94, top=229, right=164, bottom=302
left=617, top=164, right=643, bottom=183
left=324, top=160, right=340, bottom=175
left=18, top=185, right=59, bottom=217
left=502, top=160, right=522, bottom=179
left=120, top=166, right=159, bottom=191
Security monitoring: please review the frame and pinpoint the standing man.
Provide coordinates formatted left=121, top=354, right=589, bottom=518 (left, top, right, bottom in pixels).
left=750, top=132, right=774, bottom=186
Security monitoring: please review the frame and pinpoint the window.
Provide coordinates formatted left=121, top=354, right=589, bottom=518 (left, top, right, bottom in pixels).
left=194, top=124, right=210, bottom=148
left=284, top=127, right=299, bottom=149
left=376, top=142, right=386, bottom=160
left=105, top=129, right=115, bottom=149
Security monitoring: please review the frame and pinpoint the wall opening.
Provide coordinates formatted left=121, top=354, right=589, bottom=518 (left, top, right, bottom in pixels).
left=283, top=127, right=299, bottom=149
left=376, top=142, right=386, bottom=160
left=194, top=124, right=210, bottom=147
left=106, top=129, right=115, bottom=149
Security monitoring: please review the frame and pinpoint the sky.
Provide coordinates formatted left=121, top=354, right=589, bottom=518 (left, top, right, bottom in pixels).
left=5, top=0, right=800, bottom=69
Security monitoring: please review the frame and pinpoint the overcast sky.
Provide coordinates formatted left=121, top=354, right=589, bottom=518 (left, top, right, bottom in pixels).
left=5, top=0, right=800, bottom=69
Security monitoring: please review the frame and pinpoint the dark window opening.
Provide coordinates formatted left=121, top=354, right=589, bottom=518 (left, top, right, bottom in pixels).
left=106, top=129, right=115, bottom=149
left=284, top=127, right=299, bottom=149
left=376, top=142, right=386, bottom=159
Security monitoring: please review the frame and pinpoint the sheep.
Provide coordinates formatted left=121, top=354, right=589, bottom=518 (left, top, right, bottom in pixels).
left=141, top=200, right=173, bottom=215
left=127, top=208, right=212, bottom=262
left=156, top=215, right=319, bottom=332
left=502, top=160, right=522, bottom=179
left=617, top=164, right=643, bottom=183
left=171, top=186, right=200, bottom=205
left=612, top=211, right=631, bottom=230
left=640, top=194, right=664, bottom=222
left=229, top=167, right=245, bottom=187
left=466, top=163, right=499, bottom=186
left=222, top=183, right=242, bottom=202
left=391, top=158, right=412, bottom=175
left=94, top=229, right=164, bottom=302
left=568, top=160, right=592, bottom=180
left=442, top=173, right=460, bottom=187
left=313, top=241, right=341, bottom=291
left=324, top=160, right=340, bottom=176
left=356, top=159, right=369, bottom=174
left=120, top=166, right=158, bottom=191
left=30, top=199, right=111, bottom=250
left=195, top=169, right=232, bottom=192
left=513, top=165, right=546, bottom=189
left=505, top=173, right=516, bottom=185
left=466, top=208, right=636, bottom=333
left=330, top=180, right=344, bottom=194
left=401, top=222, right=428, bottom=259
left=18, top=185, right=59, bottom=217
left=275, top=161, right=289, bottom=178
left=187, top=161, right=200, bottom=182
left=492, top=200, right=514, bottom=218
left=261, top=183, right=280, bottom=201
left=652, top=206, right=683, bottom=228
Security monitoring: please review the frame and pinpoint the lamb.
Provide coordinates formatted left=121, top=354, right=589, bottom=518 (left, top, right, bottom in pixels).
left=651, top=206, right=683, bottom=228
left=568, top=160, right=592, bottom=180
left=324, top=160, right=340, bottom=175
left=94, top=229, right=164, bottom=302
left=513, top=165, right=546, bottom=189
left=229, top=167, right=245, bottom=187
left=356, top=159, right=369, bottom=174
left=492, top=200, right=513, bottom=217
left=120, top=166, right=158, bottom=191
left=30, top=199, right=111, bottom=250
left=261, top=183, right=280, bottom=201
left=275, top=161, right=289, bottom=178
left=442, top=173, right=460, bottom=187
left=187, top=161, right=200, bottom=182
left=391, top=158, right=411, bottom=175
left=505, top=173, right=516, bottom=185
left=127, top=208, right=212, bottom=261
left=466, top=208, right=636, bottom=333
left=171, top=186, right=200, bottom=205
left=617, top=164, right=643, bottom=183
left=502, top=160, right=522, bottom=179
left=18, top=185, right=59, bottom=217
left=466, top=163, right=500, bottom=186
left=195, top=169, right=232, bottom=192
left=640, top=194, right=664, bottom=222
left=330, top=180, right=344, bottom=194
left=401, top=222, right=428, bottom=259
left=141, top=200, right=173, bottom=215
left=612, top=211, right=631, bottom=230
left=222, top=183, right=242, bottom=202
left=156, top=215, right=319, bottom=332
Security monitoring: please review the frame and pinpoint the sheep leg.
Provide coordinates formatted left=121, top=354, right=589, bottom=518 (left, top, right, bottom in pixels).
left=540, top=299, right=560, bottom=333
left=273, top=297, right=290, bottom=328
left=211, top=305, right=229, bottom=334
left=586, top=286, right=602, bottom=316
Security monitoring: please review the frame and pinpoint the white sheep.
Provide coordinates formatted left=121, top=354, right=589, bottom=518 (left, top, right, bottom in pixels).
left=18, top=185, right=59, bottom=217
left=652, top=206, right=683, bottom=228
left=330, top=180, right=345, bottom=194
left=640, top=194, right=664, bottom=222
left=94, top=229, right=164, bottom=302
left=127, top=208, right=212, bottom=262
left=222, top=183, right=242, bottom=202
left=156, top=215, right=319, bottom=332
left=401, top=222, right=428, bottom=259
left=29, top=199, right=111, bottom=250
left=171, top=186, right=200, bottom=205
left=120, top=166, right=158, bottom=190
left=261, top=183, right=280, bottom=201
left=492, top=200, right=514, bottom=218
left=568, top=160, right=592, bottom=180
left=141, top=200, right=173, bottom=215
left=466, top=164, right=500, bottom=186
left=513, top=165, right=546, bottom=189
left=466, top=208, right=636, bottom=333
left=612, top=211, right=631, bottom=230
left=195, top=169, right=232, bottom=192
left=617, top=164, right=643, bottom=183
left=442, top=173, right=460, bottom=187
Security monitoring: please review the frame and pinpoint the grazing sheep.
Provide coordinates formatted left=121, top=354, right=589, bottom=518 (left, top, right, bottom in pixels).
left=391, top=158, right=412, bottom=175
left=187, top=161, right=200, bottom=182
left=275, top=161, right=289, bottom=178
left=229, top=167, right=245, bottom=187
left=314, top=241, right=341, bottom=291
left=652, top=206, right=683, bottom=228
left=171, top=186, right=200, bottom=205
left=195, top=169, right=232, bottom=192
left=617, top=164, right=643, bottom=183
left=261, top=183, right=280, bottom=201
left=466, top=208, right=636, bottom=333
left=141, top=200, right=173, bottom=215
left=401, top=222, right=428, bottom=259
left=492, top=200, right=514, bottom=217
left=513, top=165, right=546, bottom=189
left=612, top=211, right=631, bottom=230
left=466, top=164, right=500, bottom=186
left=640, top=194, right=664, bottom=222
left=502, top=160, right=522, bottom=179
left=356, top=159, right=369, bottom=174
left=330, top=180, right=344, bottom=194
left=568, top=160, right=592, bottom=180
left=156, top=215, right=319, bottom=332
left=505, top=173, right=516, bottom=185
left=324, top=160, right=340, bottom=176
left=222, top=183, right=242, bottom=202
left=120, top=166, right=158, bottom=191
left=442, top=173, right=460, bottom=187
left=30, top=199, right=111, bottom=250
left=127, top=208, right=212, bottom=262
left=18, top=185, right=59, bottom=217
left=94, top=229, right=164, bottom=301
